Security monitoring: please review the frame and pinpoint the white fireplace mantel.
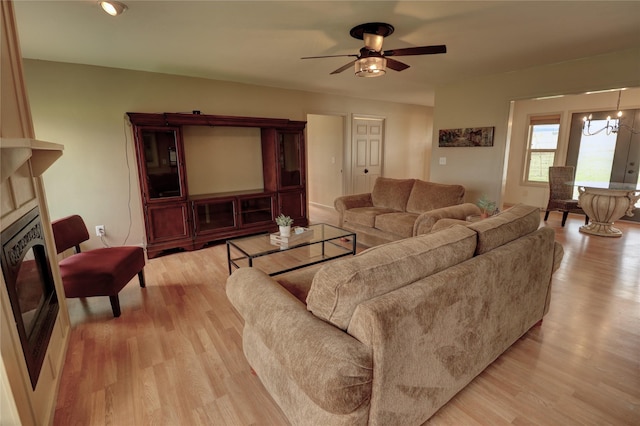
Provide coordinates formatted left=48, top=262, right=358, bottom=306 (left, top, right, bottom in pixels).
left=1, top=3, right=70, bottom=425
left=1, top=137, right=63, bottom=182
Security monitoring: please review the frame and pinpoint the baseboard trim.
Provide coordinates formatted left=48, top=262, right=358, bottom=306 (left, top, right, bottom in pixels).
left=309, top=201, right=334, bottom=210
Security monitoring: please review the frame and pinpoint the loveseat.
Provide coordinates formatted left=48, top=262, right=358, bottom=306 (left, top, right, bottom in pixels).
left=334, top=177, right=477, bottom=246
left=226, top=204, right=564, bottom=425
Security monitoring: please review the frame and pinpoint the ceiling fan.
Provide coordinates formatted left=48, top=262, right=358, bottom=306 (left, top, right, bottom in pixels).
left=302, top=22, right=446, bottom=77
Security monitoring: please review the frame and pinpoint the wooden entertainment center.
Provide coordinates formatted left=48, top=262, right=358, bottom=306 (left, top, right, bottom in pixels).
left=127, top=112, right=307, bottom=258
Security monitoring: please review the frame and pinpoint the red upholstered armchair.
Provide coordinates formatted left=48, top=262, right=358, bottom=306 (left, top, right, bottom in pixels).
left=51, top=215, right=146, bottom=317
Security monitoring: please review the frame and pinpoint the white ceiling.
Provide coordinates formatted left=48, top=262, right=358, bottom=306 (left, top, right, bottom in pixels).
left=13, top=1, right=640, bottom=106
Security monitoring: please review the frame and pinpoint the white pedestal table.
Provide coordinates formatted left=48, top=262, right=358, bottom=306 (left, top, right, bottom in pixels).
left=577, top=184, right=640, bottom=237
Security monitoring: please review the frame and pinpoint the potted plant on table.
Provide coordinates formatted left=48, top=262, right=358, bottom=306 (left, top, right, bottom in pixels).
left=275, top=214, right=294, bottom=237
left=477, top=194, right=497, bottom=219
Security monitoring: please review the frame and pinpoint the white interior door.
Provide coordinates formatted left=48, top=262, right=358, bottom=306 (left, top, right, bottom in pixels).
left=351, top=117, right=384, bottom=194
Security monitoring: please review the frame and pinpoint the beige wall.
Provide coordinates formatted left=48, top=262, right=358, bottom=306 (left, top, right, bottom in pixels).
left=183, top=126, right=264, bottom=195
left=504, top=88, right=640, bottom=208
left=307, top=114, right=344, bottom=208
left=23, top=60, right=432, bottom=250
left=430, top=48, right=640, bottom=207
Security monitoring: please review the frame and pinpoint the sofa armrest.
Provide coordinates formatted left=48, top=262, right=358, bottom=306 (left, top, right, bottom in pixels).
left=334, top=193, right=373, bottom=226
left=226, top=268, right=372, bottom=414
left=544, top=241, right=565, bottom=316
left=413, top=202, right=482, bottom=235
left=552, top=241, right=564, bottom=273
left=347, top=279, right=463, bottom=425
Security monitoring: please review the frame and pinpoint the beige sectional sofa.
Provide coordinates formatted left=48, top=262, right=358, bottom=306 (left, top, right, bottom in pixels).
left=334, top=177, right=478, bottom=246
left=226, top=204, right=564, bottom=425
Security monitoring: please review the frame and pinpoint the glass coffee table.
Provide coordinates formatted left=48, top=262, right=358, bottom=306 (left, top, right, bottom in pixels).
left=226, top=223, right=356, bottom=276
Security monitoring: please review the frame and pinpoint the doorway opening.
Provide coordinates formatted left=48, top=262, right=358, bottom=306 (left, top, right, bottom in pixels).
left=306, top=114, right=345, bottom=209
left=567, top=108, right=640, bottom=221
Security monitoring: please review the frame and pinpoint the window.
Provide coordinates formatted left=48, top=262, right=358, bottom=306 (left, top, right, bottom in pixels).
left=524, top=115, right=561, bottom=183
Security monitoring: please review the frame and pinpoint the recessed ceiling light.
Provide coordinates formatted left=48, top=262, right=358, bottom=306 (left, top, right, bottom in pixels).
left=100, top=1, right=127, bottom=17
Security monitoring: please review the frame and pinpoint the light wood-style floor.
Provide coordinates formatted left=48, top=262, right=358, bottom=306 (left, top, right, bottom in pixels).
left=53, top=206, right=640, bottom=425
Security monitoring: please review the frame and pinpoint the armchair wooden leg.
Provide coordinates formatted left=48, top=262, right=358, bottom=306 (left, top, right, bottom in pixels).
left=109, top=295, right=121, bottom=317
left=585, top=215, right=589, bottom=225
left=544, top=210, right=550, bottom=221
left=138, top=270, right=146, bottom=288
left=561, top=211, right=569, bottom=227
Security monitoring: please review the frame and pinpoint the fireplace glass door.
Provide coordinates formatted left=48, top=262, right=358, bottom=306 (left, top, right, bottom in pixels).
left=1, top=207, right=59, bottom=389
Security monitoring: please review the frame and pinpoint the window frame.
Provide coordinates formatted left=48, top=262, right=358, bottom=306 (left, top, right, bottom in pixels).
left=523, top=115, right=561, bottom=185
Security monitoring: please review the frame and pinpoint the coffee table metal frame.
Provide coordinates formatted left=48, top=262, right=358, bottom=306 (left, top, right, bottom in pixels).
left=226, top=223, right=356, bottom=276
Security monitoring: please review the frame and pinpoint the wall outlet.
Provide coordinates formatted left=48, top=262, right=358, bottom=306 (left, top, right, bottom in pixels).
left=95, top=225, right=105, bottom=237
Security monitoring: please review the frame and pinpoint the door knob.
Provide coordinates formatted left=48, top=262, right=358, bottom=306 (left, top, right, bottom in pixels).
left=364, top=169, right=369, bottom=174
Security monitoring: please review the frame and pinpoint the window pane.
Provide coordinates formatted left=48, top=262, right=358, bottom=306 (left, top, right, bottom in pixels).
left=573, top=126, right=616, bottom=197
left=530, top=124, right=560, bottom=149
left=528, top=152, right=556, bottom=182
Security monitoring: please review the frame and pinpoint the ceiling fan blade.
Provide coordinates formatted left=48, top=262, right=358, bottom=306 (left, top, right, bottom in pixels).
left=385, top=58, right=410, bottom=72
left=330, top=60, right=357, bottom=75
left=301, top=54, right=358, bottom=59
left=384, top=45, right=447, bottom=57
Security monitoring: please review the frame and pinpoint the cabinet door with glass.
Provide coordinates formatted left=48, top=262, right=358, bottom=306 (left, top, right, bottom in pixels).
left=193, top=197, right=238, bottom=235
left=239, top=193, right=275, bottom=227
left=135, top=127, right=187, bottom=202
left=277, top=130, right=305, bottom=190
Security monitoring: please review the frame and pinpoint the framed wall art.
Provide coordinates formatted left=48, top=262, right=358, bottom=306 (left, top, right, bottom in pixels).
left=438, top=126, right=494, bottom=147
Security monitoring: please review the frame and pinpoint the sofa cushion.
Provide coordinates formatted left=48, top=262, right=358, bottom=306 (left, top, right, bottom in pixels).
left=467, top=204, right=541, bottom=255
left=276, top=264, right=322, bottom=304
left=306, top=225, right=477, bottom=330
left=344, top=206, right=397, bottom=227
left=371, top=177, right=415, bottom=211
left=406, top=180, right=465, bottom=214
left=374, top=212, right=418, bottom=238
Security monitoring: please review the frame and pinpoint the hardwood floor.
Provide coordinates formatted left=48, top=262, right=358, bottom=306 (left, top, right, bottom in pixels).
left=53, top=206, right=640, bottom=425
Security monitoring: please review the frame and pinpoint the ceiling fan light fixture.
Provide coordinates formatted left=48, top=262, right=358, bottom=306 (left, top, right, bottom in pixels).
left=363, top=33, right=385, bottom=51
left=100, top=1, right=127, bottom=16
left=355, top=57, right=387, bottom=77
left=302, top=22, right=445, bottom=77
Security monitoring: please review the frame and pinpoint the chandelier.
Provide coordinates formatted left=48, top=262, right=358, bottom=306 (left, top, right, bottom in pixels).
left=582, top=90, right=640, bottom=136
